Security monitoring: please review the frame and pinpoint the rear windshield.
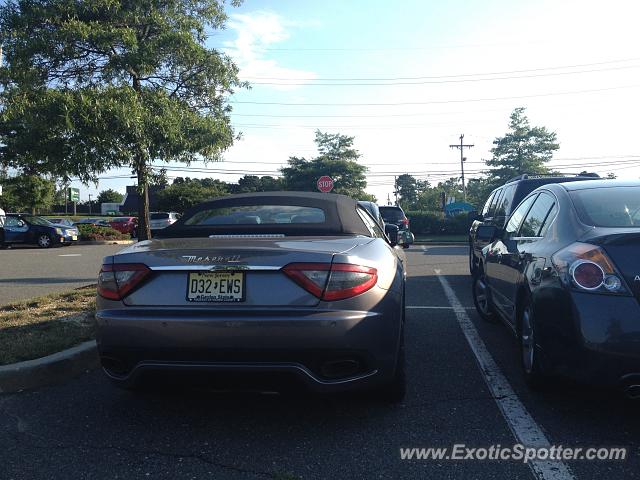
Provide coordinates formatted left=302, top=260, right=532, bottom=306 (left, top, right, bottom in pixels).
left=570, top=187, right=640, bottom=227
left=112, top=217, right=131, bottom=222
left=150, top=213, right=170, bottom=220
left=184, top=205, right=326, bottom=226
left=379, top=207, right=405, bottom=222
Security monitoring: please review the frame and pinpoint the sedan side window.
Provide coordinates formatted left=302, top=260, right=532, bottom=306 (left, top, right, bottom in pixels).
left=504, top=194, right=537, bottom=239
left=519, top=192, right=556, bottom=237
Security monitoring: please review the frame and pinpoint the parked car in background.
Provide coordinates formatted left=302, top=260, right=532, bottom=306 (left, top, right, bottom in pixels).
left=4, top=214, right=79, bottom=248
left=96, top=192, right=407, bottom=401
left=73, top=218, right=111, bottom=228
left=379, top=205, right=414, bottom=249
left=468, top=173, right=600, bottom=275
left=149, top=211, right=181, bottom=231
left=108, top=216, right=138, bottom=237
left=47, top=218, right=75, bottom=227
left=358, top=200, right=400, bottom=246
left=472, top=180, right=640, bottom=394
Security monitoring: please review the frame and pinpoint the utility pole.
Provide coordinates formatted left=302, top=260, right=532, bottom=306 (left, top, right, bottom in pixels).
left=393, top=176, right=398, bottom=205
left=449, top=134, right=474, bottom=202
left=88, top=194, right=92, bottom=216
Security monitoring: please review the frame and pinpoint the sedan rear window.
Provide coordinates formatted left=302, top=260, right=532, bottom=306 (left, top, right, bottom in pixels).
left=150, top=213, right=170, bottom=220
left=570, top=187, right=640, bottom=227
left=184, top=205, right=326, bottom=226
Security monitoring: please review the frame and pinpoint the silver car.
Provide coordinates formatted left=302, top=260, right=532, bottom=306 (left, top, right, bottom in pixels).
left=96, top=192, right=407, bottom=401
left=149, top=211, right=181, bottom=230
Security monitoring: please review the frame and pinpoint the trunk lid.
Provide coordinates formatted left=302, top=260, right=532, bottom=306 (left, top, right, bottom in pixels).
left=581, top=229, right=640, bottom=301
left=110, top=236, right=372, bottom=307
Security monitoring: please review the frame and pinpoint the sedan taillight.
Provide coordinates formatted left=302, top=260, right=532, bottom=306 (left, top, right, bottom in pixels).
left=283, top=263, right=378, bottom=301
left=98, top=263, right=151, bottom=300
left=551, top=243, right=629, bottom=295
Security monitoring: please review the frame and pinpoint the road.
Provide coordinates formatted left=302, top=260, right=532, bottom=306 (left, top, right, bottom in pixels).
left=1, top=245, right=639, bottom=479
left=0, top=244, right=125, bottom=305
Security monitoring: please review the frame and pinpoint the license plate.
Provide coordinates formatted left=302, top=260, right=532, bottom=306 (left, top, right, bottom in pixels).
left=186, top=272, right=245, bottom=302
left=72, top=235, right=77, bottom=241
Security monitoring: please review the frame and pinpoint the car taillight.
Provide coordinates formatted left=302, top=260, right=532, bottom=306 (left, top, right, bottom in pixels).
left=551, top=243, right=629, bottom=295
left=283, top=263, right=378, bottom=301
left=401, top=218, right=409, bottom=226
left=97, top=263, right=151, bottom=300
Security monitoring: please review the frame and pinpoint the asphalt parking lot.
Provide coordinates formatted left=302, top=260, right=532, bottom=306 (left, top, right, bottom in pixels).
left=0, top=244, right=125, bottom=305
left=0, top=245, right=638, bottom=479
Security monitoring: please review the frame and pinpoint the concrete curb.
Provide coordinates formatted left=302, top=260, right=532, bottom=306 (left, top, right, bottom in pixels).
left=76, top=240, right=135, bottom=245
left=0, top=340, right=99, bottom=393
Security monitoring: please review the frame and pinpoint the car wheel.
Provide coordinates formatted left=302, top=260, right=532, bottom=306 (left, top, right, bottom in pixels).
left=402, top=243, right=410, bottom=249
left=472, top=272, right=498, bottom=323
left=37, top=234, right=53, bottom=248
left=518, top=297, right=551, bottom=390
left=469, top=245, right=478, bottom=276
left=374, top=344, right=406, bottom=404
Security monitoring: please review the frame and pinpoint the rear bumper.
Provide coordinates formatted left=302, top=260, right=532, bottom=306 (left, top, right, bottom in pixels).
left=95, top=307, right=401, bottom=392
left=539, top=291, right=640, bottom=387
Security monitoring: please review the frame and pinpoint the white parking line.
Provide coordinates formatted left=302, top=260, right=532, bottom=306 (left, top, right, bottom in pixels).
left=434, top=269, right=575, bottom=480
left=58, top=254, right=82, bottom=257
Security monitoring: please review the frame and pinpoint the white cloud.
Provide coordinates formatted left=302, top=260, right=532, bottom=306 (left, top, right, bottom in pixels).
left=224, top=12, right=316, bottom=90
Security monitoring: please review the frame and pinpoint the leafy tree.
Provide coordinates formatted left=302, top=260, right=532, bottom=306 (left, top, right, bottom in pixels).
left=233, top=175, right=284, bottom=194
left=97, top=189, right=124, bottom=205
left=156, top=177, right=227, bottom=212
left=487, top=107, right=559, bottom=183
left=0, top=0, right=245, bottom=239
left=395, top=174, right=428, bottom=209
left=2, top=174, right=56, bottom=214
left=281, top=131, right=369, bottom=199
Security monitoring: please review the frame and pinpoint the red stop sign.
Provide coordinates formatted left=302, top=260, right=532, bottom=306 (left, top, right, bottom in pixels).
left=317, top=176, right=334, bottom=193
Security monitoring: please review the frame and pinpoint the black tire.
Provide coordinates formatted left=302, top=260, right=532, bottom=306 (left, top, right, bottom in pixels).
left=518, top=296, right=551, bottom=390
left=469, top=245, right=478, bottom=276
left=374, top=345, right=406, bottom=404
left=472, top=272, right=498, bottom=323
left=402, top=243, right=410, bottom=249
left=37, top=234, right=53, bottom=248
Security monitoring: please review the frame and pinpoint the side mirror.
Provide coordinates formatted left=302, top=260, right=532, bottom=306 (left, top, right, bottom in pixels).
left=385, top=223, right=399, bottom=247
left=476, top=225, right=501, bottom=242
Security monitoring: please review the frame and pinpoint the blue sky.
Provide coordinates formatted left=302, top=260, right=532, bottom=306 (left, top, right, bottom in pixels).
left=73, top=0, right=640, bottom=204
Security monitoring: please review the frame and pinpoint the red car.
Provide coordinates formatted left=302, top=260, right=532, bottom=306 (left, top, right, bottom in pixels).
left=108, top=216, right=138, bottom=237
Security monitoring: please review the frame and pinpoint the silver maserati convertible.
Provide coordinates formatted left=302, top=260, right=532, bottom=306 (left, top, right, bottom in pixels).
left=96, top=192, right=407, bottom=401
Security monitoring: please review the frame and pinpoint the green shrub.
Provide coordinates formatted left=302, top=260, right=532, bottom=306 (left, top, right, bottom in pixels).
left=76, top=224, right=130, bottom=241
left=405, top=211, right=472, bottom=235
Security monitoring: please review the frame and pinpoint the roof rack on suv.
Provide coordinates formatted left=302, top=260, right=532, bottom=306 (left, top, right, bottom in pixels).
left=505, top=172, right=600, bottom=184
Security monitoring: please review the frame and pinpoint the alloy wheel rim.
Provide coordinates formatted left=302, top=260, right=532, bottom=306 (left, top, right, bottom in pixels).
left=474, top=277, right=489, bottom=314
left=39, top=235, right=50, bottom=247
left=521, top=307, right=535, bottom=373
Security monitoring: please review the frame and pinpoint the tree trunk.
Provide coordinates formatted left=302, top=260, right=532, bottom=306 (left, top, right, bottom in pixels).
left=136, top=158, right=152, bottom=241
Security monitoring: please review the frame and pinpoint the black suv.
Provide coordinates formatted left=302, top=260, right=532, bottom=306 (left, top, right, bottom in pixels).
left=468, top=173, right=599, bottom=275
left=379, top=205, right=414, bottom=248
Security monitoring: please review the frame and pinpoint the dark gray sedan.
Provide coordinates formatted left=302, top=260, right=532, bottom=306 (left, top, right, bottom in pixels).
left=96, top=192, right=407, bottom=401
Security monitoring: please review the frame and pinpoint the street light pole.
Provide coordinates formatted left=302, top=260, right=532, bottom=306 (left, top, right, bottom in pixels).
left=88, top=194, right=92, bottom=216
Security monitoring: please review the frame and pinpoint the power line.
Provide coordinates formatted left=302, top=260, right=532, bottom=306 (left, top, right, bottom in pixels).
left=229, top=84, right=640, bottom=106
left=239, top=57, right=640, bottom=81
left=247, top=64, right=640, bottom=86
